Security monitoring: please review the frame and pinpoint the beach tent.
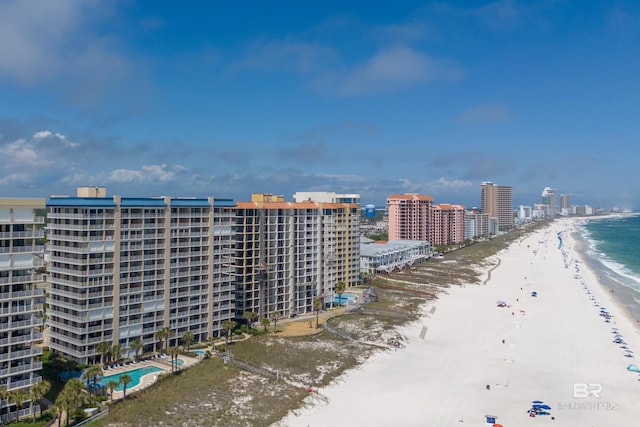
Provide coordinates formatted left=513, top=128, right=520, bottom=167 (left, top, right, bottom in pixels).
left=627, top=364, right=640, bottom=373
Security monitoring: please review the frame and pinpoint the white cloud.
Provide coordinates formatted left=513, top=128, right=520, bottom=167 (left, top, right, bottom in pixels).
left=0, top=130, right=79, bottom=169
left=327, top=46, right=462, bottom=95
left=108, top=164, right=184, bottom=183
left=429, top=177, right=474, bottom=190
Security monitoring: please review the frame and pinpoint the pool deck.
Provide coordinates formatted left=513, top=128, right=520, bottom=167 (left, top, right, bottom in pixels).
left=104, top=354, right=199, bottom=400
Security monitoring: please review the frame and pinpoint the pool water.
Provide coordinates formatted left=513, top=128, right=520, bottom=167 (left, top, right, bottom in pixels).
left=171, top=358, right=185, bottom=365
left=100, top=365, right=164, bottom=391
left=333, top=292, right=357, bottom=304
left=192, top=349, right=206, bottom=355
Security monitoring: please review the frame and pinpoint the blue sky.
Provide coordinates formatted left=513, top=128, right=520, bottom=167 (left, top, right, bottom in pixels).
left=0, top=0, right=638, bottom=210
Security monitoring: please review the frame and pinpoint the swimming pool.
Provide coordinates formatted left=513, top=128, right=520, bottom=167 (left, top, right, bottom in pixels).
left=192, top=349, right=206, bottom=355
left=333, top=292, right=357, bottom=304
left=171, top=358, right=185, bottom=366
left=100, top=365, right=164, bottom=391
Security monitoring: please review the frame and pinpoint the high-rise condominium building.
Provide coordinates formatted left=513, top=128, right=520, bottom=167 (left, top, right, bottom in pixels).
left=542, top=187, right=557, bottom=217
left=480, top=182, right=513, bottom=231
left=560, top=194, right=570, bottom=210
left=387, top=194, right=434, bottom=241
left=0, top=199, right=45, bottom=422
left=234, top=193, right=360, bottom=318
left=465, top=211, right=491, bottom=240
left=387, top=194, right=465, bottom=245
left=46, top=188, right=360, bottom=364
left=432, top=204, right=465, bottom=246
left=46, top=188, right=236, bottom=364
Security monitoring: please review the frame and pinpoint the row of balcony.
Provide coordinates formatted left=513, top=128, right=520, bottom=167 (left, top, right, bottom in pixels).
left=0, top=332, right=42, bottom=346
left=48, top=223, right=115, bottom=231
left=0, top=245, right=44, bottom=255
left=0, top=346, right=42, bottom=363
left=0, top=287, right=44, bottom=300
left=0, top=304, right=42, bottom=315
left=0, top=229, right=45, bottom=240
left=47, top=212, right=115, bottom=220
left=5, top=375, right=42, bottom=392
left=48, top=276, right=113, bottom=289
left=0, top=318, right=38, bottom=331
left=0, top=361, right=43, bottom=377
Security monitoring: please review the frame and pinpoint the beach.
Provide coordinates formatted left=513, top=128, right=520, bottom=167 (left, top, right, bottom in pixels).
left=278, top=219, right=640, bottom=426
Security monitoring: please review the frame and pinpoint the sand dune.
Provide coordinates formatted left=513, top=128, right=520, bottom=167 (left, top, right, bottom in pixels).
left=278, top=219, right=640, bottom=426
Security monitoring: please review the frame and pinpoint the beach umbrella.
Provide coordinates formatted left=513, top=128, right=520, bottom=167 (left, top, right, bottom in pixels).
left=626, top=364, right=640, bottom=373
left=540, top=404, right=552, bottom=410
left=532, top=400, right=544, bottom=404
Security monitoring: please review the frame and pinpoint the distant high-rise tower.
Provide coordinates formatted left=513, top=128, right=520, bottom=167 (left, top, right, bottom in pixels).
left=480, top=182, right=513, bottom=231
left=542, top=187, right=557, bottom=217
left=560, top=194, right=570, bottom=210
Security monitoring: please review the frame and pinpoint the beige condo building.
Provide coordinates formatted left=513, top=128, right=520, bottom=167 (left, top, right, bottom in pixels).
left=0, top=199, right=45, bottom=421
left=234, top=193, right=360, bottom=319
left=46, top=189, right=236, bottom=364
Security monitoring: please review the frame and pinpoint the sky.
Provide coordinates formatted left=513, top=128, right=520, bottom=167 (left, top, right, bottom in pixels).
left=0, top=0, right=638, bottom=210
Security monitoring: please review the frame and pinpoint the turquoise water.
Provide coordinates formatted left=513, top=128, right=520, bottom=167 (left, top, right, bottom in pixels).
left=100, top=365, right=164, bottom=391
left=192, top=349, right=206, bottom=355
left=333, top=292, right=357, bottom=304
left=171, top=359, right=185, bottom=366
left=578, top=214, right=640, bottom=320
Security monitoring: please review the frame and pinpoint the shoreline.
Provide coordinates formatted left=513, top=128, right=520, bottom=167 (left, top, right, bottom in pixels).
left=571, top=215, right=640, bottom=325
left=278, top=219, right=640, bottom=426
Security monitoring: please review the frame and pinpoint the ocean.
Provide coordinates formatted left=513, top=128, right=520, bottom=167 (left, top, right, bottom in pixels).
left=576, top=213, right=640, bottom=322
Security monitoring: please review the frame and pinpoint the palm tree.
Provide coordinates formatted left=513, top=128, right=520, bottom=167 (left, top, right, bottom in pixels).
left=64, top=378, right=88, bottom=413
left=105, top=380, right=119, bottom=403
left=130, top=338, right=143, bottom=361
left=167, top=346, right=180, bottom=373
left=0, top=384, right=9, bottom=425
left=49, top=400, right=62, bottom=427
left=243, top=311, right=258, bottom=328
left=56, top=379, right=89, bottom=427
left=155, top=327, right=173, bottom=353
left=221, top=320, right=236, bottom=346
left=260, top=317, right=270, bottom=332
left=96, top=341, right=111, bottom=367
left=334, top=281, right=346, bottom=306
left=52, top=394, right=67, bottom=427
left=29, top=380, right=51, bottom=420
left=270, top=311, right=280, bottom=333
left=111, top=343, right=122, bottom=366
left=10, top=388, right=29, bottom=422
left=119, top=374, right=132, bottom=399
left=154, top=329, right=164, bottom=354
left=181, top=331, right=194, bottom=352
left=313, top=297, right=323, bottom=329
left=81, top=365, right=102, bottom=395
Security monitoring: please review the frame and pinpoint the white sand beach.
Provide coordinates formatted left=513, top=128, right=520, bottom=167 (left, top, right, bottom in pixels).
left=278, top=219, right=640, bottom=426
